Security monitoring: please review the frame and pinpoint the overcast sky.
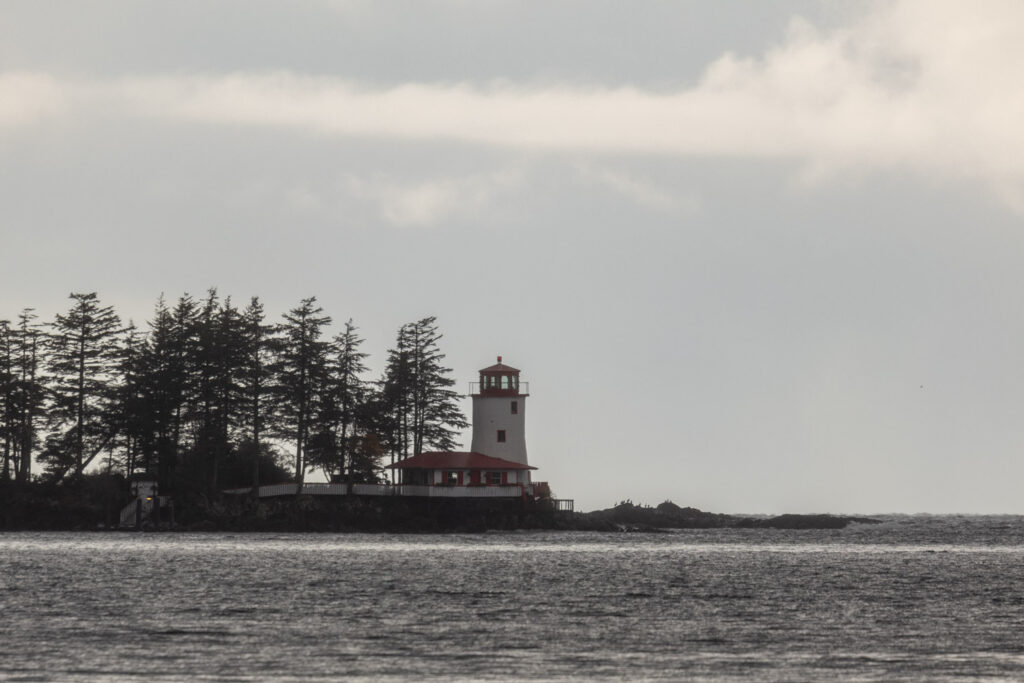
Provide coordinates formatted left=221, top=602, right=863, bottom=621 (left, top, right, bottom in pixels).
left=4, top=1, right=1024, bottom=513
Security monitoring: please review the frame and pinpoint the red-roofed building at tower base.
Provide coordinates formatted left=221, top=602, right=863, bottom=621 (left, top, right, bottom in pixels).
left=388, top=451, right=535, bottom=489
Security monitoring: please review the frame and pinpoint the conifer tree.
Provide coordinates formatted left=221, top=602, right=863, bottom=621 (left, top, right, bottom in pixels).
left=211, top=296, right=248, bottom=491
left=271, top=297, right=332, bottom=484
left=380, top=325, right=413, bottom=468
left=12, top=309, right=44, bottom=482
left=188, top=293, right=250, bottom=493
left=381, top=317, right=468, bottom=466
left=240, top=297, right=273, bottom=489
left=42, top=293, right=122, bottom=480
left=193, top=289, right=222, bottom=461
left=0, top=320, right=12, bottom=480
left=113, top=321, right=144, bottom=477
left=135, top=296, right=182, bottom=482
left=190, top=289, right=236, bottom=492
left=334, top=319, right=369, bottom=487
left=407, top=316, right=468, bottom=454
left=305, top=319, right=370, bottom=483
left=169, top=294, right=199, bottom=459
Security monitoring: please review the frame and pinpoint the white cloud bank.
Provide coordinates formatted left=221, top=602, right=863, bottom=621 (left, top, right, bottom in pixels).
left=0, top=73, right=64, bottom=127
left=342, top=169, right=523, bottom=227
left=4, top=1, right=1024, bottom=210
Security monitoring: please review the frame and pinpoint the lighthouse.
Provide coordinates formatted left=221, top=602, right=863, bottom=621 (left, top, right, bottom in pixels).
left=386, top=355, right=537, bottom=495
left=471, top=356, right=529, bottom=470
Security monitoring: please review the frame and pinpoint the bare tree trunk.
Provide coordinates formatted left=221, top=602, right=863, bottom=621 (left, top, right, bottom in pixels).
left=75, top=331, right=86, bottom=477
left=18, top=333, right=37, bottom=483
left=251, top=387, right=261, bottom=493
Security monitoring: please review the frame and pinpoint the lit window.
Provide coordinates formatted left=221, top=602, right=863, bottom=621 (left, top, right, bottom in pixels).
left=497, top=430, right=506, bottom=442
left=511, top=401, right=518, bottom=415
left=445, top=471, right=459, bottom=485
left=501, top=375, right=510, bottom=389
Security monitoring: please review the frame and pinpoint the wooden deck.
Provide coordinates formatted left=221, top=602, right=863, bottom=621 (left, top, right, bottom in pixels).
left=223, top=483, right=529, bottom=499
left=220, top=483, right=575, bottom=512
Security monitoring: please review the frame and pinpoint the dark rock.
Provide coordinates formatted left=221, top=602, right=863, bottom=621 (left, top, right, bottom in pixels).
left=736, top=513, right=883, bottom=529
left=580, top=502, right=882, bottom=531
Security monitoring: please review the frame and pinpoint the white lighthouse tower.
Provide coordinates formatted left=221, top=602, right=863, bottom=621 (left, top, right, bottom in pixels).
left=471, top=357, right=529, bottom=470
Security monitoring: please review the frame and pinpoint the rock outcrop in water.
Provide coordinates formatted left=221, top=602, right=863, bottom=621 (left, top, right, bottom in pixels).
left=581, top=501, right=882, bottom=531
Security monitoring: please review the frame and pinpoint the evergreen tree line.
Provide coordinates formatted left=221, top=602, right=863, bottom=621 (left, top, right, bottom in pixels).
left=0, top=291, right=468, bottom=495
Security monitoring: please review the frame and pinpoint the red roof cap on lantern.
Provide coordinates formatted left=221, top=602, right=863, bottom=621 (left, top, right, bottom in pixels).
left=387, top=451, right=535, bottom=470
left=480, top=355, right=519, bottom=374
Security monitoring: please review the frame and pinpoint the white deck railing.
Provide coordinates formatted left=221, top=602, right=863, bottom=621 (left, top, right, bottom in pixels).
left=258, top=483, right=302, bottom=497
left=416, top=485, right=523, bottom=498
left=230, top=483, right=527, bottom=499
left=117, top=496, right=173, bottom=528
left=300, top=482, right=347, bottom=496
left=353, top=483, right=390, bottom=496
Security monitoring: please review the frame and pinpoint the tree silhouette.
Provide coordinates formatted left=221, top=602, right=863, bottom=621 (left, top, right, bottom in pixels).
left=271, top=297, right=332, bottom=485
left=42, top=293, right=122, bottom=481
left=1, top=291, right=470, bottom=499
left=381, top=316, right=468, bottom=467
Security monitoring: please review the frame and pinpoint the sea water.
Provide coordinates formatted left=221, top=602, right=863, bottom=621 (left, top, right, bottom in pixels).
left=2, top=517, right=1024, bottom=681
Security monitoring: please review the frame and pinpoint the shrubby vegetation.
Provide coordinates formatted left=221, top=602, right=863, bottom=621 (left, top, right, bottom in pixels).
left=0, top=291, right=467, bottom=501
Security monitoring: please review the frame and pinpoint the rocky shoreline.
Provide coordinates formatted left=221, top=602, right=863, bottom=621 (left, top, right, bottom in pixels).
left=0, top=479, right=881, bottom=532
left=148, top=497, right=883, bottom=533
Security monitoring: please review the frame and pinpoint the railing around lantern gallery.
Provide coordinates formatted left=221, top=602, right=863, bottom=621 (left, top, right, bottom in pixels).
left=468, top=381, right=529, bottom=396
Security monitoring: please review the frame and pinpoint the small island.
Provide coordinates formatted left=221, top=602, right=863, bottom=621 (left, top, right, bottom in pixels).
left=1, top=292, right=880, bottom=534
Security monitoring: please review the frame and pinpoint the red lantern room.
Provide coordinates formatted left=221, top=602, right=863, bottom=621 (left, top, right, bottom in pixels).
left=476, top=355, right=526, bottom=396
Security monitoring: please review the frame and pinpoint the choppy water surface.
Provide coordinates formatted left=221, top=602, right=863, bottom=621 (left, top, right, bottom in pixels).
left=3, top=516, right=1024, bottom=681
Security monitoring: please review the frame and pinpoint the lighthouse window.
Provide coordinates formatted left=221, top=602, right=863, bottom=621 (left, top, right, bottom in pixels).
left=497, top=430, right=506, bottom=442
left=501, top=375, right=510, bottom=390
left=511, top=401, right=518, bottom=415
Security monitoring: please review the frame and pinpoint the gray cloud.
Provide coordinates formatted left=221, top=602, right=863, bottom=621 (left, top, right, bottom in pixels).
left=5, top=2, right=1024, bottom=216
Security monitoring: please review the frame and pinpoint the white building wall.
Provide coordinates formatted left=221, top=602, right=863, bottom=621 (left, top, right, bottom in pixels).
left=471, top=396, right=528, bottom=465
left=425, top=468, right=529, bottom=486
